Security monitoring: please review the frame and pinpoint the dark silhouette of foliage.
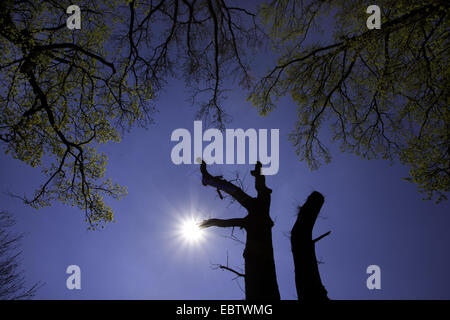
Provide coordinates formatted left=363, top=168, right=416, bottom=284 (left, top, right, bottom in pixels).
left=0, top=211, right=41, bottom=299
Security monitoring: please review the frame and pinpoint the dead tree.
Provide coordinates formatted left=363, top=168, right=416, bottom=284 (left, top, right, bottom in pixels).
left=199, top=161, right=280, bottom=300
left=291, top=191, right=330, bottom=300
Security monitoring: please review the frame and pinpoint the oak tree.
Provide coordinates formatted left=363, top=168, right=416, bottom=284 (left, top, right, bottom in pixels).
left=0, top=211, right=41, bottom=299
left=250, top=0, right=449, bottom=202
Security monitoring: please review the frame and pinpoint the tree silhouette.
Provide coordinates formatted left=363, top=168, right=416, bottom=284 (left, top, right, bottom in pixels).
left=199, top=161, right=328, bottom=300
left=2, top=1, right=447, bottom=229
left=0, top=211, right=41, bottom=299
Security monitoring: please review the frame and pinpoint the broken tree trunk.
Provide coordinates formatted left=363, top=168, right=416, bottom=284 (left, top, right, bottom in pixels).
left=199, top=161, right=280, bottom=300
left=291, top=191, right=329, bottom=300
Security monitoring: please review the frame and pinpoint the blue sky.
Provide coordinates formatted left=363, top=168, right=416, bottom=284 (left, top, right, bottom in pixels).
left=1, top=76, right=449, bottom=299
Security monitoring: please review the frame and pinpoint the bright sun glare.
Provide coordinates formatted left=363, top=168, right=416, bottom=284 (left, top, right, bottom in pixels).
left=180, top=218, right=204, bottom=243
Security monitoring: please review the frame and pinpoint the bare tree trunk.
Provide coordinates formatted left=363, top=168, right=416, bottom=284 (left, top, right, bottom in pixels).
left=243, top=213, right=279, bottom=300
left=199, top=161, right=280, bottom=300
left=291, top=191, right=329, bottom=300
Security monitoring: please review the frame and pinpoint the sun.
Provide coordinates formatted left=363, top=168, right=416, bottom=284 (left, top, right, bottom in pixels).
left=179, top=218, right=204, bottom=243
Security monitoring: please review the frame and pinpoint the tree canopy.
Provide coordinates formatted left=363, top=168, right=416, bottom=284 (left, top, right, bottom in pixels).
left=250, top=0, right=449, bottom=202
left=0, top=0, right=259, bottom=228
left=0, top=0, right=448, bottom=230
